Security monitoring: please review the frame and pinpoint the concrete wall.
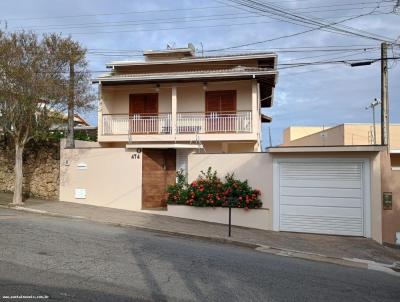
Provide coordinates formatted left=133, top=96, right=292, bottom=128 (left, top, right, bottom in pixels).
left=167, top=205, right=270, bottom=230
left=283, top=126, right=329, bottom=144
left=188, top=153, right=274, bottom=229
left=283, top=124, right=400, bottom=149
left=381, top=152, right=400, bottom=245
left=282, top=125, right=344, bottom=147
left=59, top=143, right=385, bottom=243
left=60, top=143, right=142, bottom=211
left=343, top=124, right=400, bottom=148
left=188, top=151, right=383, bottom=242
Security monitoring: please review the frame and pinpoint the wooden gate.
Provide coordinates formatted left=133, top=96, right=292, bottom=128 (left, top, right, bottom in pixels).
left=142, top=149, right=176, bottom=209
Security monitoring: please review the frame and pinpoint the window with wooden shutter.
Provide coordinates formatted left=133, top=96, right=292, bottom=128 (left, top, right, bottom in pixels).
left=205, top=90, right=237, bottom=132
left=129, top=93, right=159, bottom=133
left=205, top=90, right=236, bottom=113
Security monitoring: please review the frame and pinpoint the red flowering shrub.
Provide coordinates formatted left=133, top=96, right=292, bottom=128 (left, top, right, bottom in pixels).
left=166, top=168, right=262, bottom=209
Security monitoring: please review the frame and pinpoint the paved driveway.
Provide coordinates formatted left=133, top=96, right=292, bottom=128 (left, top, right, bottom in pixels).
left=0, top=208, right=399, bottom=302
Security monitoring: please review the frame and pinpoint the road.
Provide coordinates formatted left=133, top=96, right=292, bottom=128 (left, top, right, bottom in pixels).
left=0, top=208, right=399, bottom=302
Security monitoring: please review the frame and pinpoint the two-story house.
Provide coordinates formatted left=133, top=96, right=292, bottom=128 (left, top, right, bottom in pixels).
left=93, top=44, right=278, bottom=208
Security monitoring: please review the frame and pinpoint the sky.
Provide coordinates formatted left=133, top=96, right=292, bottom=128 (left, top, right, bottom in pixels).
left=0, top=0, right=399, bottom=147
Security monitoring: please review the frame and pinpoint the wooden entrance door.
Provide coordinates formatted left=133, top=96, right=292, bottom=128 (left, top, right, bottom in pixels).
left=142, top=149, right=176, bottom=209
left=205, top=90, right=236, bottom=132
left=129, top=94, right=158, bottom=133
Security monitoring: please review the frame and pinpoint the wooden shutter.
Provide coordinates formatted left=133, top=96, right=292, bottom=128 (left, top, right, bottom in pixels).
left=220, top=91, right=236, bottom=113
left=206, top=90, right=236, bottom=113
left=144, top=94, right=158, bottom=114
left=205, top=94, right=221, bottom=113
left=129, top=94, right=158, bottom=115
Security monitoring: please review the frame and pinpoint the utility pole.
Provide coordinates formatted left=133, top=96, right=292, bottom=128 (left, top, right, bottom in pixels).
left=365, top=98, right=381, bottom=145
left=268, top=127, right=272, bottom=147
left=381, top=42, right=389, bottom=147
left=66, top=59, right=75, bottom=149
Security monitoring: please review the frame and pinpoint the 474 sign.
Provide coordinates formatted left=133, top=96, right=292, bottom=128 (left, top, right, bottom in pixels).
left=131, top=148, right=142, bottom=160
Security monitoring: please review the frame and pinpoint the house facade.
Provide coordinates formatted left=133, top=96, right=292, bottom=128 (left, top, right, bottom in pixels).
left=95, top=45, right=277, bottom=155
left=92, top=45, right=277, bottom=208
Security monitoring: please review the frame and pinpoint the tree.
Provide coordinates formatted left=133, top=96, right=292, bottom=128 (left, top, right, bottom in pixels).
left=44, top=35, right=94, bottom=149
left=0, top=31, right=95, bottom=204
left=0, top=31, right=67, bottom=204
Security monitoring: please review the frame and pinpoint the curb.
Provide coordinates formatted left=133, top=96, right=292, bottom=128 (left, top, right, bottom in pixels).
left=2, top=204, right=399, bottom=276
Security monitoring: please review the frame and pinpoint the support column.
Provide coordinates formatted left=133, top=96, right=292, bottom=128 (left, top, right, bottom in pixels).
left=251, top=79, right=258, bottom=136
left=172, top=86, right=177, bottom=135
left=97, top=82, right=103, bottom=138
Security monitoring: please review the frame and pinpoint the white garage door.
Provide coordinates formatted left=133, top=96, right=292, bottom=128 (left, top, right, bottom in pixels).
left=277, top=160, right=369, bottom=236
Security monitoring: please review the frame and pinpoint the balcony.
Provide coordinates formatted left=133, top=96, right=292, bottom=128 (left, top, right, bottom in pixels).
left=102, top=111, right=252, bottom=135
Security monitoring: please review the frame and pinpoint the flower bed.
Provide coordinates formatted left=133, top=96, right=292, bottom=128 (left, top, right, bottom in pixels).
left=165, top=168, right=262, bottom=209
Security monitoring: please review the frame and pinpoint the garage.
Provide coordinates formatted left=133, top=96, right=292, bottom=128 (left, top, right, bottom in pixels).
left=274, top=159, right=371, bottom=237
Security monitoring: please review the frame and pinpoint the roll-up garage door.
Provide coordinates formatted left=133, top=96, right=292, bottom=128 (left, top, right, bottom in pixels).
left=278, top=160, right=367, bottom=236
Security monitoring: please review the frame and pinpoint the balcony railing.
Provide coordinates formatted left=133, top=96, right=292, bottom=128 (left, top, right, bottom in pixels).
left=177, top=111, right=252, bottom=134
left=102, top=111, right=252, bottom=135
left=103, top=114, right=172, bottom=135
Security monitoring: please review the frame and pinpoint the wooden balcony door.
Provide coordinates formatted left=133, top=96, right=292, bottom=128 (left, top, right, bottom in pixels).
left=205, top=90, right=236, bottom=132
left=129, top=93, right=158, bottom=133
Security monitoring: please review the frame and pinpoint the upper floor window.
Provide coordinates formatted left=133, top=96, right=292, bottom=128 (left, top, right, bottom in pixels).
left=205, top=90, right=236, bottom=114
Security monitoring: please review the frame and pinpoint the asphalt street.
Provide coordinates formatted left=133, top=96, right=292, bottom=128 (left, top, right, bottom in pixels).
left=0, top=208, right=399, bottom=302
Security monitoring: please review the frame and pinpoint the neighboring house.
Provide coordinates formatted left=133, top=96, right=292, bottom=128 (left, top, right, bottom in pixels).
left=282, top=123, right=400, bottom=148
left=51, top=113, right=98, bottom=141
left=281, top=123, right=400, bottom=169
left=92, top=44, right=277, bottom=207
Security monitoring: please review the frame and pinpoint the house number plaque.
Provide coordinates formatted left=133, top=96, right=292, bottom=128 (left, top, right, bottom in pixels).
left=383, top=192, right=392, bottom=210
left=131, top=149, right=142, bottom=160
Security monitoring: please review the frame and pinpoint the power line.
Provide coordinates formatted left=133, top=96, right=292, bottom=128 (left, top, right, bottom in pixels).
left=207, top=0, right=395, bottom=52
left=1, top=5, right=228, bottom=21
left=224, top=0, right=393, bottom=41
left=8, top=3, right=394, bottom=32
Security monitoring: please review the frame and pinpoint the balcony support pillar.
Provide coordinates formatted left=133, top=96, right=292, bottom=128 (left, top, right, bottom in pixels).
left=251, top=79, right=258, bottom=134
left=98, top=82, right=103, bottom=136
left=172, top=86, right=177, bottom=135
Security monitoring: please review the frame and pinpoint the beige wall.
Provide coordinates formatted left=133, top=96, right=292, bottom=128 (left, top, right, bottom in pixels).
left=102, top=84, right=172, bottom=114
left=188, top=153, right=274, bottom=229
left=283, top=124, right=400, bottom=149
left=59, top=142, right=384, bottom=242
left=188, top=151, right=382, bottom=242
left=102, top=80, right=253, bottom=115
left=283, top=126, right=330, bottom=144
left=381, top=152, right=400, bottom=245
left=167, top=205, right=271, bottom=230
left=60, top=145, right=142, bottom=211
left=344, top=124, right=400, bottom=148
left=282, top=125, right=344, bottom=147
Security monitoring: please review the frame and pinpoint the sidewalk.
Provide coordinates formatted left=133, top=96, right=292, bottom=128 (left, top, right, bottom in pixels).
left=1, top=192, right=399, bottom=271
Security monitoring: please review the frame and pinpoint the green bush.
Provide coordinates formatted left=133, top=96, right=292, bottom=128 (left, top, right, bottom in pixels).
left=165, top=167, right=262, bottom=209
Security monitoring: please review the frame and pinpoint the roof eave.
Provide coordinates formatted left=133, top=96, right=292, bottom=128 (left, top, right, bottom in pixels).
left=95, top=70, right=277, bottom=84
left=106, top=53, right=277, bottom=68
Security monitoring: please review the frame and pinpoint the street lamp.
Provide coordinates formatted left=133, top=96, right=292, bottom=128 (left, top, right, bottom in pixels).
left=365, top=98, right=381, bottom=145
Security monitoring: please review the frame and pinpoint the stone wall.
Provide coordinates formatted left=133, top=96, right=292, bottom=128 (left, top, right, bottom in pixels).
left=0, top=140, right=60, bottom=199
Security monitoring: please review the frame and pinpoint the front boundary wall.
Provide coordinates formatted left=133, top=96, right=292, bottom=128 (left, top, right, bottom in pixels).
left=60, top=142, right=399, bottom=244
left=60, top=141, right=142, bottom=211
